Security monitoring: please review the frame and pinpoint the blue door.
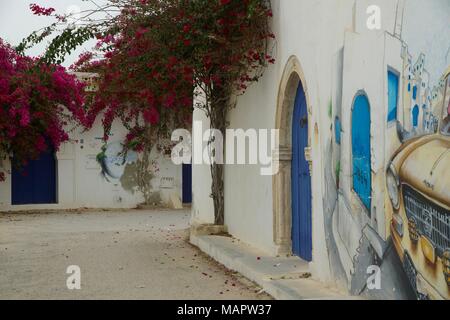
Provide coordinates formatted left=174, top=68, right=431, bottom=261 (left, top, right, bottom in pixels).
left=11, top=147, right=57, bottom=205
left=182, top=163, right=192, bottom=204
left=412, top=105, right=419, bottom=128
left=352, top=94, right=371, bottom=213
left=291, top=83, right=312, bottom=262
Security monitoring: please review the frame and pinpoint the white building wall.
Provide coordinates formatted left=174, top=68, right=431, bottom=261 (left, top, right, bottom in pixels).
left=191, top=0, right=450, bottom=291
left=191, top=108, right=215, bottom=225
left=224, top=0, right=356, bottom=280
left=0, top=117, right=182, bottom=211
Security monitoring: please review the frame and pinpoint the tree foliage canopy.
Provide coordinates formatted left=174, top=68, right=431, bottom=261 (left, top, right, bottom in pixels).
left=12, top=0, right=274, bottom=219
left=0, top=38, right=87, bottom=181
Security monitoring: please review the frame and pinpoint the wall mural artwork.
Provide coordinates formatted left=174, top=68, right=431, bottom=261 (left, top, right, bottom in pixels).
left=324, top=37, right=450, bottom=299
left=97, top=141, right=170, bottom=206
left=387, top=72, right=450, bottom=300
left=98, top=141, right=138, bottom=181
left=397, top=52, right=441, bottom=141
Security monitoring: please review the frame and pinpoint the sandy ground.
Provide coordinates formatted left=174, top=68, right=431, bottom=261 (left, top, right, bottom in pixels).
left=0, top=209, right=271, bottom=300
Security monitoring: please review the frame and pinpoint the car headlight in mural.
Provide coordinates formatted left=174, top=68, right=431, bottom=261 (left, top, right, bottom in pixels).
left=392, top=213, right=404, bottom=238
left=407, top=217, right=420, bottom=243
left=387, top=164, right=400, bottom=210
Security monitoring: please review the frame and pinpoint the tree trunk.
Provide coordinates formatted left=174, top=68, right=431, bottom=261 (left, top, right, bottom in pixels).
left=210, top=160, right=224, bottom=225
left=209, top=99, right=227, bottom=226
left=137, top=126, right=154, bottom=205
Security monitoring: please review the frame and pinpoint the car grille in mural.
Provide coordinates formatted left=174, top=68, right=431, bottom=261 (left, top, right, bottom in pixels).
left=403, top=184, right=450, bottom=257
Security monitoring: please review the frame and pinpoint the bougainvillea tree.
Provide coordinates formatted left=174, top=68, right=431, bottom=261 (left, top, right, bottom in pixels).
left=76, top=2, right=196, bottom=205
left=20, top=2, right=195, bottom=204
left=181, top=0, right=275, bottom=224
left=22, top=0, right=274, bottom=223
left=0, top=38, right=87, bottom=182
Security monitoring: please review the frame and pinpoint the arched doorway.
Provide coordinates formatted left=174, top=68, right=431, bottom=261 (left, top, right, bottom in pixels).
left=272, top=56, right=313, bottom=258
left=351, top=93, right=371, bottom=214
left=291, top=83, right=312, bottom=261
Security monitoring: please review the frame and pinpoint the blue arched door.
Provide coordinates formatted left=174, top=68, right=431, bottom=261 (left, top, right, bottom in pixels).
left=12, top=146, right=57, bottom=205
left=291, top=82, right=312, bottom=261
left=352, top=94, right=371, bottom=213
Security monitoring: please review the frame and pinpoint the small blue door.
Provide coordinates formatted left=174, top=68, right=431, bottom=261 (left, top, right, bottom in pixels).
left=352, top=94, right=371, bottom=213
left=182, top=163, right=192, bottom=204
left=291, top=83, right=312, bottom=262
left=12, top=147, right=57, bottom=205
left=412, top=105, right=419, bottom=128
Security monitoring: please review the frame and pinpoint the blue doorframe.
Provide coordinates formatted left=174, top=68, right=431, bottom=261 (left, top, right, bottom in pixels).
left=182, top=163, right=192, bottom=204
left=11, top=146, right=57, bottom=205
left=291, top=82, right=312, bottom=262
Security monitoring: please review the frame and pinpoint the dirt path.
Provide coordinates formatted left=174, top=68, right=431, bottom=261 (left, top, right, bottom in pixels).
left=0, top=209, right=271, bottom=300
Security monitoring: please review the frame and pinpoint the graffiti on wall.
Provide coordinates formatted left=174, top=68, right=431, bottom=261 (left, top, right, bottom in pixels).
left=98, top=141, right=138, bottom=181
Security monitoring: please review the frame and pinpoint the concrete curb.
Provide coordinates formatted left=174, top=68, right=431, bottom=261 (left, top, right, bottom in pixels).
left=191, top=234, right=356, bottom=300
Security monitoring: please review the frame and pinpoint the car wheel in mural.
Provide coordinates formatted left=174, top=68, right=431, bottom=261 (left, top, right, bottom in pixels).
left=387, top=71, right=450, bottom=300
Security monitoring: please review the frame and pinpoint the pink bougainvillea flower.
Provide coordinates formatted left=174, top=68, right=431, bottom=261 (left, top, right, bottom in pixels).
left=163, top=92, right=176, bottom=108
left=29, top=4, right=55, bottom=16
left=143, top=107, right=160, bottom=125
left=35, top=136, right=47, bottom=153
left=0, top=37, right=87, bottom=176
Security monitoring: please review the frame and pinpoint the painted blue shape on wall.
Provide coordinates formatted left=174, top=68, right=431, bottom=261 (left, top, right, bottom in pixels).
left=387, top=71, right=399, bottom=122
left=291, top=82, right=312, bottom=262
left=352, top=94, right=371, bottom=213
left=335, top=117, right=341, bottom=145
left=413, top=86, right=418, bottom=100
left=412, top=105, right=419, bottom=127
left=11, top=146, right=57, bottom=205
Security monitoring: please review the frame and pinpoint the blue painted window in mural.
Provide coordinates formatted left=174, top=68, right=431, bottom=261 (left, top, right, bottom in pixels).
left=387, top=71, right=399, bottom=122
left=335, top=117, right=341, bottom=145
left=352, top=94, right=372, bottom=213
left=412, top=105, right=419, bottom=127
left=412, top=86, right=418, bottom=100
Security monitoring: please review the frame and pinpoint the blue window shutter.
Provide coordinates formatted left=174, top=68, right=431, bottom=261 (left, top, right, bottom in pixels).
left=387, top=71, right=399, bottom=122
left=412, top=86, right=417, bottom=100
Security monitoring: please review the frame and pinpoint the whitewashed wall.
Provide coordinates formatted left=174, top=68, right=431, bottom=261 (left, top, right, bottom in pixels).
left=0, top=117, right=182, bottom=211
left=191, top=108, right=215, bottom=225
left=191, top=0, right=450, bottom=289
left=225, top=0, right=357, bottom=280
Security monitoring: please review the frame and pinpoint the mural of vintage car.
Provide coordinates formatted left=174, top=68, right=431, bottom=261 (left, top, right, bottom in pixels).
left=386, top=69, right=450, bottom=300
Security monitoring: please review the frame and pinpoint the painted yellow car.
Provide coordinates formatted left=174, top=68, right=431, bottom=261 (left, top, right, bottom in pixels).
left=387, top=71, right=450, bottom=300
